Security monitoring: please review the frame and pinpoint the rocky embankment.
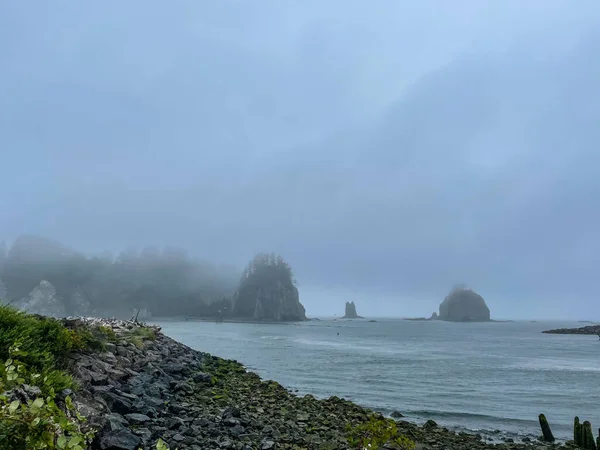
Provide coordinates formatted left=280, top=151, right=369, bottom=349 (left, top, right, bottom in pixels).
left=542, top=324, right=600, bottom=335
left=61, top=319, right=578, bottom=450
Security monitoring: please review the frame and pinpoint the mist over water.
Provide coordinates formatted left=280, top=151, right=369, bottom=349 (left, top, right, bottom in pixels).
left=2, top=3, right=600, bottom=446
left=2, top=1, right=600, bottom=319
left=155, top=318, right=599, bottom=441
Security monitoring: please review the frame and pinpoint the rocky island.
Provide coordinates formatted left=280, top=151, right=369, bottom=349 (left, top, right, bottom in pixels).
left=342, top=301, right=362, bottom=319
left=233, top=253, right=306, bottom=322
left=0, top=306, right=584, bottom=450
left=437, top=286, right=491, bottom=322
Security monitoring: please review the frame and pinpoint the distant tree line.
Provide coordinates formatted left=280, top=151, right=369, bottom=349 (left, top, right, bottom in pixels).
left=0, top=235, right=239, bottom=318
left=0, top=236, right=297, bottom=320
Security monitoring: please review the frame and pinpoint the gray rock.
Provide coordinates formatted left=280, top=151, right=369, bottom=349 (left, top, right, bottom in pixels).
left=296, top=412, right=309, bottom=422
left=194, top=418, right=211, bottom=427
left=423, top=419, right=438, bottom=429
left=125, top=413, right=150, bottom=425
left=22, top=384, right=42, bottom=399
left=223, top=417, right=240, bottom=427
left=167, top=363, right=185, bottom=374
left=115, top=390, right=138, bottom=401
left=90, top=372, right=109, bottom=385
left=172, top=433, right=186, bottom=442
left=222, top=406, right=241, bottom=418
left=97, top=429, right=141, bottom=450
left=174, top=381, right=193, bottom=394
left=105, top=413, right=128, bottom=431
left=229, top=424, right=246, bottom=437
left=105, top=342, right=117, bottom=353
left=220, top=438, right=234, bottom=449
left=168, top=417, right=186, bottom=430
left=192, top=372, right=212, bottom=383
left=131, top=427, right=152, bottom=444
left=143, top=396, right=164, bottom=408
left=96, top=391, right=133, bottom=414
left=261, top=440, right=275, bottom=450
left=92, top=385, right=114, bottom=394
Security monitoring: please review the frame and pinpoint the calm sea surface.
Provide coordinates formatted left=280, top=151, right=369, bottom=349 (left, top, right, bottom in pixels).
left=152, top=318, right=599, bottom=441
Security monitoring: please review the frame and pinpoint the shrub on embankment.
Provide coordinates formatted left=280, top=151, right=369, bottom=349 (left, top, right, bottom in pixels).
left=0, top=305, right=94, bottom=449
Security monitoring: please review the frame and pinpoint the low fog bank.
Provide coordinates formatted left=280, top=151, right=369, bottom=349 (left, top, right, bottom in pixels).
left=0, top=235, right=239, bottom=318
left=0, top=235, right=594, bottom=321
left=2, top=2, right=600, bottom=321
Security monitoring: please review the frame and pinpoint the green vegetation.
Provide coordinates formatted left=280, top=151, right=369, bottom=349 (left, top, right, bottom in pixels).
left=123, top=325, right=157, bottom=349
left=347, top=415, right=415, bottom=450
left=0, top=306, right=94, bottom=449
left=0, top=306, right=84, bottom=393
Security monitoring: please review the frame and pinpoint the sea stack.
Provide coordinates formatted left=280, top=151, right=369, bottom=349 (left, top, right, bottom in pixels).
left=233, top=253, right=306, bottom=321
left=438, top=286, right=490, bottom=322
left=342, top=301, right=362, bottom=319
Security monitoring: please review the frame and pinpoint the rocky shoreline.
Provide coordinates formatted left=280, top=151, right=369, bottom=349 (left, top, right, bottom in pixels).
left=57, top=318, right=578, bottom=450
left=542, top=324, right=600, bottom=335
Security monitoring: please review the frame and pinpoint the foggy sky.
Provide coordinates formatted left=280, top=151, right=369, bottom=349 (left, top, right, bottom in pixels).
left=2, top=1, right=600, bottom=319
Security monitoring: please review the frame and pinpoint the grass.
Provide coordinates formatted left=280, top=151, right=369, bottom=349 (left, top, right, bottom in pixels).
left=123, top=325, right=157, bottom=348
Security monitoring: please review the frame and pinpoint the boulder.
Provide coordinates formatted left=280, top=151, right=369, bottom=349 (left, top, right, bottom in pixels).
left=96, top=429, right=141, bottom=450
left=438, top=287, right=490, bottom=322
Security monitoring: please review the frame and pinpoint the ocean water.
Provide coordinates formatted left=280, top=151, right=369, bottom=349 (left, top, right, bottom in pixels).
left=153, top=318, right=600, bottom=441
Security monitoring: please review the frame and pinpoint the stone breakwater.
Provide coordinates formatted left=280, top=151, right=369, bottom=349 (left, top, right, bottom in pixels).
left=65, top=318, right=577, bottom=450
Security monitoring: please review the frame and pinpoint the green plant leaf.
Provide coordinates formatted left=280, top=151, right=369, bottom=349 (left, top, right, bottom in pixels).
left=8, top=400, right=20, bottom=412
left=156, top=438, right=170, bottom=450
left=68, top=435, right=83, bottom=447
left=57, top=435, right=68, bottom=449
left=32, top=397, right=44, bottom=408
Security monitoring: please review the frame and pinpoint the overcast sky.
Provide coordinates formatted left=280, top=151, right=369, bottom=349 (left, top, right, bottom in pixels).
left=2, top=1, right=600, bottom=319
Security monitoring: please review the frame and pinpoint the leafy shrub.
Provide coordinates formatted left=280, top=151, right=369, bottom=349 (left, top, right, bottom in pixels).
left=0, top=306, right=85, bottom=392
left=347, top=415, right=415, bottom=450
left=0, top=342, right=93, bottom=449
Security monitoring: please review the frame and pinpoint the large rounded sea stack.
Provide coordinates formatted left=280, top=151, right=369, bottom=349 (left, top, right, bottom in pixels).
left=438, top=287, right=490, bottom=322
